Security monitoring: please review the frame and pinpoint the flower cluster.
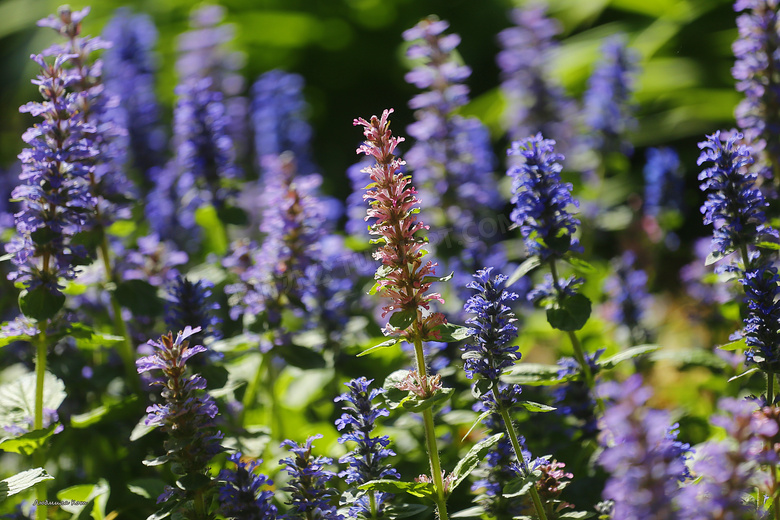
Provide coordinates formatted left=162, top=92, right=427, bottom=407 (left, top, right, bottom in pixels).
left=462, top=267, right=521, bottom=382
left=497, top=3, right=575, bottom=149
left=136, top=326, right=223, bottom=506
left=354, top=109, right=446, bottom=339
left=739, top=262, right=780, bottom=369
left=603, top=252, right=651, bottom=344
left=698, top=130, right=777, bottom=257
left=218, top=453, right=277, bottom=520
left=732, top=0, right=780, bottom=175
left=335, top=377, right=399, bottom=518
left=508, top=134, right=582, bottom=261
left=582, top=35, right=638, bottom=157
left=165, top=276, right=222, bottom=349
left=598, top=376, right=691, bottom=520
left=552, top=350, right=604, bottom=439
left=280, top=435, right=342, bottom=520
left=643, top=147, right=684, bottom=218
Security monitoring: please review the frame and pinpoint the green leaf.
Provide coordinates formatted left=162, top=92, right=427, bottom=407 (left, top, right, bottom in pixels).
left=0, top=372, right=66, bottom=437
left=0, top=468, right=53, bottom=501
left=383, top=503, right=432, bottom=519
left=503, top=470, right=542, bottom=498
left=357, top=338, right=401, bottom=357
left=705, top=249, right=732, bottom=266
left=383, top=370, right=411, bottom=409
left=563, top=256, right=596, bottom=273
left=68, top=324, right=125, bottom=351
left=757, top=241, right=780, bottom=251
left=195, top=204, right=228, bottom=255
left=276, top=343, right=326, bottom=369
left=546, top=293, right=591, bottom=331
left=217, top=205, right=249, bottom=226
left=559, top=512, right=596, bottom=519
left=516, top=401, right=556, bottom=413
left=461, top=410, right=492, bottom=441
left=718, top=338, right=746, bottom=351
left=19, top=286, right=65, bottom=321
left=388, top=309, right=416, bottom=330
left=142, top=455, right=170, bottom=467
left=507, top=256, right=541, bottom=287
left=400, top=387, right=454, bottom=412
left=470, top=378, right=494, bottom=400
left=176, top=473, right=211, bottom=492
left=128, top=479, right=167, bottom=500
left=434, top=323, right=472, bottom=343
left=57, top=479, right=109, bottom=517
left=502, top=364, right=564, bottom=386
left=450, top=433, right=504, bottom=492
left=0, top=327, right=35, bottom=348
left=450, top=506, right=485, bottom=518
left=422, top=271, right=455, bottom=284
left=71, top=396, right=139, bottom=429
left=728, top=367, right=759, bottom=383
left=115, top=280, right=163, bottom=317
left=597, top=345, right=659, bottom=369
left=0, top=425, right=58, bottom=455
left=649, top=348, right=728, bottom=371
left=359, top=479, right=436, bottom=499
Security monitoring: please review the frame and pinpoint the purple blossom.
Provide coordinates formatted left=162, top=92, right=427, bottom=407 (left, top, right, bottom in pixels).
left=739, top=262, right=780, bottom=369
left=279, top=435, right=342, bottom=520
left=218, top=453, right=277, bottom=520
left=732, top=0, right=780, bottom=176
left=165, top=276, right=222, bottom=350
left=251, top=70, right=313, bottom=173
left=643, top=147, right=684, bottom=218
left=508, top=134, right=582, bottom=261
left=551, top=350, right=604, bottom=439
left=698, top=130, right=777, bottom=257
left=102, top=8, right=166, bottom=185
left=603, top=251, right=651, bottom=343
left=136, top=326, right=223, bottom=505
left=497, top=4, right=576, bottom=149
left=598, top=375, right=691, bottom=520
left=527, top=273, right=584, bottom=306
left=334, top=378, right=399, bottom=518
left=582, top=35, right=638, bottom=157
left=115, top=234, right=187, bottom=288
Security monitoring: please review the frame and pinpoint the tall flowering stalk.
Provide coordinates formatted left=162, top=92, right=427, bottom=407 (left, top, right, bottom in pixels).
left=217, top=453, right=277, bottom=520
left=354, top=109, right=450, bottom=519
left=597, top=376, right=691, bottom=520
left=508, top=134, right=602, bottom=413
left=280, top=435, right=342, bottom=519
left=463, top=267, right=549, bottom=520
left=733, top=0, right=780, bottom=179
left=335, top=377, right=400, bottom=519
left=136, top=326, right=223, bottom=519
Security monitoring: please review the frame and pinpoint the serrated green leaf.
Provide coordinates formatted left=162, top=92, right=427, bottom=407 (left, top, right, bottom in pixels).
left=359, top=479, right=436, bottom=499
left=388, top=309, right=416, bottom=330
left=507, top=257, right=541, bottom=287
left=450, top=433, right=504, bottom=492
left=435, top=323, right=472, bottom=343
left=501, top=364, right=564, bottom=386
left=597, top=345, right=659, bottom=369
left=0, top=468, right=52, bottom=501
left=0, top=372, right=65, bottom=437
left=357, top=338, right=401, bottom=357
left=517, top=401, right=556, bottom=413
left=547, top=293, right=591, bottom=331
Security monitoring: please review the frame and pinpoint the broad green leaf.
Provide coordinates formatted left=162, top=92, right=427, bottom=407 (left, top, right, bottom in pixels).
left=517, top=401, right=556, bottom=413
left=597, top=345, right=659, bottom=369
left=0, top=327, right=35, bottom=348
left=0, top=468, right=52, bottom=501
left=507, top=256, right=541, bottom=287
left=450, top=433, right=504, bottom=492
left=388, top=308, right=416, bottom=330
left=718, top=338, right=746, bottom=352
left=359, top=479, right=436, bottom=499
left=57, top=479, right=109, bottom=517
left=0, top=425, right=58, bottom=456
left=0, top=372, right=65, bottom=435
left=19, top=286, right=65, bottom=321
left=357, top=338, right=401, bottom=357
left=434, top=323, right=472, bottom=343
left=547, top=293, right=592, bottom=331
left=195, top=204, right=228, bottom=255
left=383, top=370, right=410, bottom=409
left=115, top=280, right=163, bottom=317
left=502, top=364, right=564, bottom=386
left=71, top=396, right=139, bottom=429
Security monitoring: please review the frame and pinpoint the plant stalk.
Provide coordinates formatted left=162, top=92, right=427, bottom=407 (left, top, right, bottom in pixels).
left=34, top=327, right=48, bottom=520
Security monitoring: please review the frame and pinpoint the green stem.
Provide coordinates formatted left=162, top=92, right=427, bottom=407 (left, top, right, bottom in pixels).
left=240, top=352, right=268, bottom=427
left=412, top=336, right=449, bottom=520
left=494, top=390, right=548, bottom=520
left=34, top=327, right=48, bottom=520
left=369, top=490, right=378, bottom=520
left=766, top=371, right=780, bottom=520
left=548, top=260, right=606, bottom=415
left=99, top=236, right=140, bottom=393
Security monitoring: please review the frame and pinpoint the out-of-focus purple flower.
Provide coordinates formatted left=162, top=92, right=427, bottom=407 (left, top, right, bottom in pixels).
left=643, top=147, right=684, bottom=218
left=598, top=375, right=691, bottom=520
left=165, top=276, right=222, bottom=348
left=680, top=238, right=736, bottom=308
left=603, top=252, right=651, bottom=344
left=582, top=35, right=638, bottom=157
left=218, top=453, right=277, bottom=520
left=677, top=397, right=770, bottom=519
left=335, top=377, right=399, bottom=518
left=403, top=17, right=501, bottom=233
left=739, top=262, right=780, bottom=369
left=251, top=70, right=313, bottom=173
left=115, top=234, right=188, bottom=288
left=462, top=268, right=521, bottom=383
left=509, top=134, right=582, bottom=261
left=136, top=326, right=223, bottom=505
left=497, top=4, right=576, bottom=150
left=732, top=0, right=780, bottom=178
left=102, top=8, right=166, bottom=185
left=279, top=435, right=342, bottom=520
left=551, top=350, right=603, bottom=439
left=698, top=130, right=777, bottom=258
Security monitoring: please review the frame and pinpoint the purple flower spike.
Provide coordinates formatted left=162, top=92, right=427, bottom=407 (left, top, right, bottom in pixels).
left=218, top=453, right=277, bottom=520
left=279, top=435, right=343, bottom=519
